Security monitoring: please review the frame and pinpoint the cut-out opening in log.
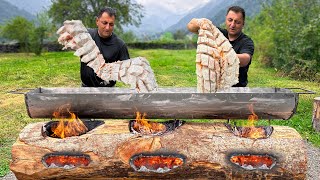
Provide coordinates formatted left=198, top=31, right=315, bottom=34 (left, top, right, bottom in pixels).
left=129, top=119, right=185, bottom=135
left=229, top=154, right=276, bottom=170
left=42, top=120, right=104, bottom=138
left=42, top=152, right=91, bottom=169
left=129, top=153, right=186, bottom=173
left=225, top=124, right=274, bottom=139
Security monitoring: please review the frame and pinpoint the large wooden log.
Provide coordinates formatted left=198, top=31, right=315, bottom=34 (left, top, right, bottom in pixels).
left=10, top=121, right=306, bottom=179
left=25, top=87, right=298, bottom=120
left=312, top=97, right=320, bottom=132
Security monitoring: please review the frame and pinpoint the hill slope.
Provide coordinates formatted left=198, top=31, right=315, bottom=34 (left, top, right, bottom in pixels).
left=0, top=0, right=35, bottom=24
left=166, top=0, right=269, bottom=32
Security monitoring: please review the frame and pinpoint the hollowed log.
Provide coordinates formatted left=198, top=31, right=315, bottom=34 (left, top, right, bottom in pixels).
left=10, top=121, right=306, bottom=179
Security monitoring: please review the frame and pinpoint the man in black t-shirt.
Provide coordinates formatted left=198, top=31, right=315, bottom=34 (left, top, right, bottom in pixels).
left=81, top=7, right=130, bottom=87
left=218, top=6, right=254, bottom=87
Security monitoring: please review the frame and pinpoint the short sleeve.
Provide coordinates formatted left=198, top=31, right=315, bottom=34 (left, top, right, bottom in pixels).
left=239, top=38, right=254, bottom=57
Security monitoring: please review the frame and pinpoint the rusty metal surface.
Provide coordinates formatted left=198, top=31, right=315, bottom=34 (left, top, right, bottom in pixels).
left=25, top=87, right=298, bottom=120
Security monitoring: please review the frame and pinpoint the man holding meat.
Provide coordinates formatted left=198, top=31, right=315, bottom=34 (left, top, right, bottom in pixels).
left=81, top=7, right=130, bottom=87
left=219, top=6, right=254, bottom=87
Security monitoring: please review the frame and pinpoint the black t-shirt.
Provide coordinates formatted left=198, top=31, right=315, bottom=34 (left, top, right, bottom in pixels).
left=218, top=28, right=254, bottom=87
left=80, top=29, right=130, bottom=87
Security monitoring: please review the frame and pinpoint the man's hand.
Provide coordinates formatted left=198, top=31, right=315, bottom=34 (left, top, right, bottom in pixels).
left=237, top=53, right=251, bottom=67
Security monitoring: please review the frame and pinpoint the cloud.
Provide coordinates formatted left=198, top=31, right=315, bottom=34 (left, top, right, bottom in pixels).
left=136, top=0, right=210, bottom=15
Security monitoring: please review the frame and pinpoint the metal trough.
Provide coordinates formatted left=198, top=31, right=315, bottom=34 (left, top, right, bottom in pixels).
left=22, top=87, right=309, bottom=120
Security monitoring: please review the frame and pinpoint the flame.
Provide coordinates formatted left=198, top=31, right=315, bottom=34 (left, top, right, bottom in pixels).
left=247, top=104, right=258, bottom=127
left=133, top=156, right=184, bottom=170
left=230, top=155, right=274, bottom=169
left=51, top=108, right=88, bottom=139
left=44, top=155, right=90, bottom=167
left=133, top=112, right=166, bottom=134
left=243, top=104, right=265, bottom=139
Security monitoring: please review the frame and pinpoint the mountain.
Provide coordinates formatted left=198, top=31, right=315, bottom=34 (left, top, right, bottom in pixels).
left=3, top=0, right=52, bottom=15
left=166, top=0, right=269, bottom=32
left=125, top=3, right=185, bottom=38
left=0, top=0, right=35, bottom=24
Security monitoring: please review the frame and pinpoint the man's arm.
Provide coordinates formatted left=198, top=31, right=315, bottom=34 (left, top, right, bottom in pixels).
left=238, top=38, right=254, bottom=67
left=118, top=44, right=130, bottom=60
left=237, top=53, right=251, bottom=67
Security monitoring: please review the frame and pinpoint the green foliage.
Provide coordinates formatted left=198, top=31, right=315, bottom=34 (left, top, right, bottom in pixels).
left=173, top=30, right=187, bottom=40
left=0, top=12, right=55, bottom=55
left=246, top=0, right=320, bottom=81
left=159, top=32, right=174, bottom=42
left=48, top=0, right=144, bottom=31
left=118, top=30, right=137, bottom=43
left=1, top=16, right=33, bottom=51
left=29, top=26, right=47, bottom=55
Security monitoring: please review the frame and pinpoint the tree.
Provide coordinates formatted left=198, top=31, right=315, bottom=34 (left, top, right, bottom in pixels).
left=1, top=16, right=33, bottom=51
left=159, top=32, right=174, bottom=42
left=173, top=30, right=187, bottom=40
left=246, top=0, right=320, bottom=81
left=48, top=0, right=144, bottom=31
left=30, top=11, right=55, bottom=55
left=118, top=30, right=137, bottom=43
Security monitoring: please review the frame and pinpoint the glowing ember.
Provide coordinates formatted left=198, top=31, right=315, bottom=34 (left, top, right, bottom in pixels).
left=132, top=112, right=166, bottom=135
left=230, top=154, right=276, bottom=170
left=130, top=154, right=184, bottom=173
left=51, top=107, right=88, bottom=138
left=42, top=153, right=90, bottom=169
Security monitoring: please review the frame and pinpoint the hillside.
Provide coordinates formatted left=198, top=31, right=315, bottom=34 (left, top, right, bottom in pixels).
left=0, top=0, right=35, bottom=24
left=3, top=0, right=51, bottom=15
left=166, top=0, right=269, bottom=32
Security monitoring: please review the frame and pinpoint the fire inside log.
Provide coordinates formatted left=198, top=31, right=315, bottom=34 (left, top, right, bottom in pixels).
left=225, top=104, right=274, bottom=139
left=225, top=124, right=274, bottom=139
left=42, top=152, right=91, bottom=169
left=129, top=112, right=185, bottom=135
left=229, top=154, right=276, bottom=170
left=129, top=153, right=185, bottom=173
left=131, top=112, right=166, bottom=135
left=49, top=106, right=88, bottom=138
left=42, top=120, right=104, bottom=138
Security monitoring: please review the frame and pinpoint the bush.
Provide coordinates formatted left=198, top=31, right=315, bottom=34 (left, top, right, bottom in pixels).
left=246, top=0, right=320, bottom=81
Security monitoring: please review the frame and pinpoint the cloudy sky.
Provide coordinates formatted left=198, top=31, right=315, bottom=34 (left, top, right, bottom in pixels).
left=136, top=0, right=211, bottom=15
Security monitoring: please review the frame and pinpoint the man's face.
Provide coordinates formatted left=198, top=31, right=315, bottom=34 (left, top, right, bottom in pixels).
left=96, top=12, right=115, bottom=38
left=225, top=10, right=244, bottom=37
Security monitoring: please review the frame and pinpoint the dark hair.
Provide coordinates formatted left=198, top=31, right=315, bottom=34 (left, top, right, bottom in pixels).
left=97, top=7, right=117, bottom=19
left=227, top=6, right=246, bottom=21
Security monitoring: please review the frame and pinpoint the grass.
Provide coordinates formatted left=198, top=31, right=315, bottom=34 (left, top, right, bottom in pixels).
left=0, top=49, right=319, bottom=176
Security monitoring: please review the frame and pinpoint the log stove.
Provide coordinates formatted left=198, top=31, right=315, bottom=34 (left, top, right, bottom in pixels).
left=10, top=87, right=312, bottom=179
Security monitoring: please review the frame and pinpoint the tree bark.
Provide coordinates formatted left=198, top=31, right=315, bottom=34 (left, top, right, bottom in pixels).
left=312, top=97, right=320, bottom=132
left=10, top=121, right=306, bottom=179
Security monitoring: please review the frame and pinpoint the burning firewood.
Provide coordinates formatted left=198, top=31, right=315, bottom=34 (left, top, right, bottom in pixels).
left=56, top=20, right=158, bottom=92
left=187, top=18, right=240, bottom=92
